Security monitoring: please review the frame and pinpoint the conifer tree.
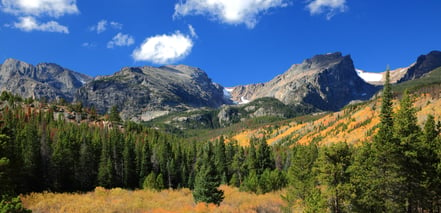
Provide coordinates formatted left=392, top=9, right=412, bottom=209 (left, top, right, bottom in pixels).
left=284, top=142, right=320, bottom=211
left=109, top=105, right=121, bottom=123
left=192, top=143, right=224, bottom=205
left=420, top=115, right=441, bottom=211
left=393, top=89, right=423, bottom=212
left=317, top=142, right=353, bottom=213
left=360, top=69, right=404, bottom=211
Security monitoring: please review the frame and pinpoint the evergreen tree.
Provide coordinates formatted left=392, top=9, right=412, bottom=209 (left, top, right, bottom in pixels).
left=97, top=139, right=114, bottom=188
left=256, top=137, right=274, bottom=175
left=393, top=89, right=423, bottom=212
left=420, top=115, right=441, bottom=211
left=317, top=142, right=353, bottom=213
left=109, top=105, right=121, bottom=123
left=122, top=135, right=136, bottom=188
left=355, top=69, right=404, bottom=211
left=192, top=143, right=224, bottom=205
left=283, top=142, right=320, bottom=211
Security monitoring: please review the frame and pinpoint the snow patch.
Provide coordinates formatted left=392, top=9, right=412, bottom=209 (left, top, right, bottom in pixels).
left=356, top=69, right=383, bottom=82
left=240, top=96, right=250, bottom=104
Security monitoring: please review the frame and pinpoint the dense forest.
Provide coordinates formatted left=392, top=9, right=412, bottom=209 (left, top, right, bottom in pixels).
left=1, top=71, right=441, bottom=212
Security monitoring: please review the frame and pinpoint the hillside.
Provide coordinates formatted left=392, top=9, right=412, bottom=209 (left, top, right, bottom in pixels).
left=223, top=81, right=441, bottom=147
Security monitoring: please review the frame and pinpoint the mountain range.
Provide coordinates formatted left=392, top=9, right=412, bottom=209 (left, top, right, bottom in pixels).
left=0, top=50, right=440, bottom=121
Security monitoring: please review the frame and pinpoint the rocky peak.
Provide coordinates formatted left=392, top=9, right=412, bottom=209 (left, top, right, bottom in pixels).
left=303, top=52, right=344, bottom=69
left=0, top=58, right=92, bottom=101
left=399, top=50, right=441, bottom=82
left=230, top=52, right=379, bottom=111
left=76, top=64, right=230, bottom=121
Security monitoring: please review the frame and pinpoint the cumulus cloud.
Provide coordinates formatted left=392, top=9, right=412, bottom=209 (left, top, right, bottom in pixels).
left=132, top=31, right=194, bottom=64
left=90, top=19, right=123, bottom=34
left=107, top=33, right=135, bottom=48
left=174, top=0, right=287, bottom=28
left=13, top=16, right=68, bottom=33
left=1, top=0, right=79, bottom=17
left=306, top=0, right=347, bottom=19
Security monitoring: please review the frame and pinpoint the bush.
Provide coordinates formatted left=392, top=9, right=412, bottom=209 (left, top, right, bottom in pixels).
left=0, top=196, right=31, bottom=213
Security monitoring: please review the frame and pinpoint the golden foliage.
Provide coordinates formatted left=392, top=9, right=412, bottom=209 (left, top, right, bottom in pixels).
left=227, top=93, right=441, bottom=147
left=21, top=185, right=285, bottom=213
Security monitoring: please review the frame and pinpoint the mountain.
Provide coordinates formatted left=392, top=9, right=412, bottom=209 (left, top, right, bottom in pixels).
left=230, top=52, right=379, bottom=111
left=75, top=65, right=231, bottom=121
left=398, top=50, right=441, bottom=82
left=355, top=50, right=441, bottom=85
left=0, top=58, right=92, bottom=102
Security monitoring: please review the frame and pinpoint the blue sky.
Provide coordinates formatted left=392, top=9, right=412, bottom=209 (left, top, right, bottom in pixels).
left=1, top=0, right=440, bottom=87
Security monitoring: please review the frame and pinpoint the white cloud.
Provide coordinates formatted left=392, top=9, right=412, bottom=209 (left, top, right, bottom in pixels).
left=188, top=24, right=197, bottom=38
left=90, top=19, right=123, bottom=34
left=1, top=0, right=79, bottom=17
left=107, top=33, right=135, bottom=48
left=306, top=0, right=346, bottom=19
left=13, top=16, right=68, bottom=33
left=132, top=31, right=194, bottom=64
left=174, top=0, right=287, bottom=28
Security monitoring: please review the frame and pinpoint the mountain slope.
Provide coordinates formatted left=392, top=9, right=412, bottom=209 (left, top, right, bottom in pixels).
left=0, top=58, right=92, bottom=101
left=230, top=52, right=379, bottom=111
left=75, top=65, right=231, bottom=121
left=225, top=82, right=441, bottom=146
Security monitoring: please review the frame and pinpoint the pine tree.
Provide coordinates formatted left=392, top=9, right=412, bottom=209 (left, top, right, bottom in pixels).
left=356, top=69, right=404, bottom=211
left=192, top=143, right=224, bottom=205
left=122, top=135, right=136, bottom=188
left=283, top=142, right=320, bottom=211
left=109, top=105, right=121, bottom=123
left=420, top=115, right=441, bottom=211
left=317, top=142, right=353, bottom=213
left=393, top=89, right=422, bottom=212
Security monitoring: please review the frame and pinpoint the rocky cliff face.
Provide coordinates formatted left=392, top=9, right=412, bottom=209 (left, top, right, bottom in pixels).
left=0, top=58, right=92, bottom=101
left=398, top=50, right=441, bottom=83
left=356, top=51, right=441, bottom=85
left=75, top=65, right=231, bottom=121
left=230, top=53, right=379, bottom=111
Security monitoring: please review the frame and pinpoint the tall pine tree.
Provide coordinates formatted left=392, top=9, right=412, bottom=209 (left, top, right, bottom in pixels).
left=192, top=143, right=224, bottom=206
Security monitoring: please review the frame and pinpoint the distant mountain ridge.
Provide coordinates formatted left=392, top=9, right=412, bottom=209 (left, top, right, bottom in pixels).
left=0, top=50, right=440, bottom=121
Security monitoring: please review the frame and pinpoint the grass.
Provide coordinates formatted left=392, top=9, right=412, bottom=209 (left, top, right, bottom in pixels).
left=21, top=185, right=286, bottom=213
left=392, top=66, right=441, bottom=93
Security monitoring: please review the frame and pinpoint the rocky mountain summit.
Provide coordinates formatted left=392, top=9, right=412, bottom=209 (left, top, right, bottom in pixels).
left=0, top=58, right=92, bottom=102
left=230, top=52, right=379, bottom=111
left=76, top=65, right=230, bottom=121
